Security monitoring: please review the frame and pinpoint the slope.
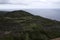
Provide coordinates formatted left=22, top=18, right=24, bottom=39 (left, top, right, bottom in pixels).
left=0, top=10, right=60, bottom=40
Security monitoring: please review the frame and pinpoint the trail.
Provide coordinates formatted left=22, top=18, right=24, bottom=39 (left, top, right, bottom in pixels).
left=51, top=38, right=60, bottom=40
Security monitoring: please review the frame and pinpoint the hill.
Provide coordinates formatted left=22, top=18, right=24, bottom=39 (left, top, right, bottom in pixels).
left=0, top=10, right=60, bottom=40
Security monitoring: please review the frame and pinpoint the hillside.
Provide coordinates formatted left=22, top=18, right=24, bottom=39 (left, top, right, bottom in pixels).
left=0, top=10, right=60, bottom=40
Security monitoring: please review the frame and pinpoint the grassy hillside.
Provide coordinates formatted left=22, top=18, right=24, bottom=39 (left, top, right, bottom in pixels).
left=0, top=10, right=60, bottom=40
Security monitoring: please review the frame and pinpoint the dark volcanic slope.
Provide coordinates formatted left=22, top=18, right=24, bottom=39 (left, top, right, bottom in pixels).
left=0, top=10, right=60, bottom=40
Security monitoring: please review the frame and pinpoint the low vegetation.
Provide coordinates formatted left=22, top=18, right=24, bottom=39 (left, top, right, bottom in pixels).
left=0, top=10, right=60, bottom=40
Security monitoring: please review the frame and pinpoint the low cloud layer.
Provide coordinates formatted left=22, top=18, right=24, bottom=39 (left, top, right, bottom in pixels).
left=0, top=0, right=60, bottom=10
left=0, top=0, right=9, bottom=4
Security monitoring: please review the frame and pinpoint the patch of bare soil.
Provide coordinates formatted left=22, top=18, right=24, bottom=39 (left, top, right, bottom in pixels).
left=51, top=38, right=60, bottom=40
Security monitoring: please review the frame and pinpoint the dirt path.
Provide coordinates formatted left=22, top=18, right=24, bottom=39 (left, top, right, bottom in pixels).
left=51, top=38, right=60, bottom=40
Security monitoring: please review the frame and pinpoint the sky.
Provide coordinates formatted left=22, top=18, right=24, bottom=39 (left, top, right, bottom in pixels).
left=0, top=0, right=60, bottom=10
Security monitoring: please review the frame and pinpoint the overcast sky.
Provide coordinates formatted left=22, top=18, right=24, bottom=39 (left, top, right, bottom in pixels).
left=0, top=0, right=60, bottom=10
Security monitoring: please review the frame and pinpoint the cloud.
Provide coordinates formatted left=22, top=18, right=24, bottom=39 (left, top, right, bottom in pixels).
left=0, top=0, right=9, bottom=4
left=0, top=0, right=60, bottom=10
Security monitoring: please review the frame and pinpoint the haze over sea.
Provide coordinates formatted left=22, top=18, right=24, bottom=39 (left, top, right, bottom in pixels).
left=25, top=9, right=60, bottom=21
